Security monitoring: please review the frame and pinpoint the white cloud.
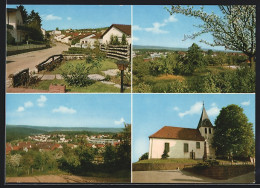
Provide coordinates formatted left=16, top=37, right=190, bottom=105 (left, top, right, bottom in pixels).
left=43, top=14, right=62, bottom=21
left=37, top=95, right=47, bottom=107
left=241, top=100, right=250, bottom=106
left=133, top=36, right=139, bottom=41
left=67, top=17, right=72, bottom=21
left=17, top=106, right=25, bottom=112
left=164, top=15, right=178, bottom=23
left=207, top=106, right=220, bottom=117
left=133, top=25, right=143, bottom=31
left=173, top=106, right=179, bottom=111
left=114, top=117, right=125, bottom=125
left=52, top=106, right=76, bottom=114
left=211, top=102, right=217, bottom=107
left=178, top=102, right=203, bottom=118
left=145, top=22, right=168, bottom=34
left=24, top=101, right=33, bottom=108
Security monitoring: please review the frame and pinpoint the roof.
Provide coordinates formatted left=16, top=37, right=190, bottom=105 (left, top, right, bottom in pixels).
left=149, top=126, right=205, bottom=141
left=197, top=104, right=214, bottom=128
left=101, top=24, right=131, bottom=38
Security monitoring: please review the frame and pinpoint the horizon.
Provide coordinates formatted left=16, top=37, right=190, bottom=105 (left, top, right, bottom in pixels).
left=6, top=124, right=124, bottom=129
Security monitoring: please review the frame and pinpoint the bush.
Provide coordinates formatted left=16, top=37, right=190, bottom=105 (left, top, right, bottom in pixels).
left=151, top=80, right=188, bottom=93
left=135, top=82, right=152, bottom=93
left=7, top=31, right=15, bottom=45
left=139, top=152, right=149, bottom=161
left=161, top=149, right=169, bottom=159
left=61, top=62, right=95, bottom=87
left=194, top=160, right=220, bottom=169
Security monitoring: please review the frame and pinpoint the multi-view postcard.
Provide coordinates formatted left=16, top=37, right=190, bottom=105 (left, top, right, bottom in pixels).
left=4, top=3, right=257, bottom=185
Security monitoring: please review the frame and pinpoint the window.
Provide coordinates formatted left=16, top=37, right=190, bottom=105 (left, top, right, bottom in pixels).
left=209, top=128, right=212, bottom=134
left=205, top=128, right=207, bottom=134
left=164, top=143, right=169, bottom=153
left=184, top=143, right=189, bottom=152
left=196, top=142, right=200, bottom=149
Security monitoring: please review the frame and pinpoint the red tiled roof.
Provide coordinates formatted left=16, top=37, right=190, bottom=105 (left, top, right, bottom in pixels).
left=101, top=24, right=131, bottom=38
left=96, top=144, right=105, bottom=148
left=149, top=126, right=205, bottom=141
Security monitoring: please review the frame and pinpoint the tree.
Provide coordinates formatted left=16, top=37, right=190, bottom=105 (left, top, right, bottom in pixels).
left=167, top=5, right=256, bottom=69
left=17, top=5, right=28, bottom=24
left=121, top=34, right=128, bottom=45
left=212, top=104, right=255, bottom=160
left=161, top=149, right=169, bottom=159
left=139, top=152, right=149, bottom=161
left=178, top=43, right=204, bottom=75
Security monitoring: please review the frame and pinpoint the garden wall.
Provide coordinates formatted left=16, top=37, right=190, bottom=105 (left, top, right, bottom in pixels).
left=132, top=163, right=195, bottom=171
left=62, top=54, right=87, bottom=60
left=183, top=165, right=254, bottom=180
left=7, top=45, right=50, bottom=56
left=100, top=44, right=131, bottom=61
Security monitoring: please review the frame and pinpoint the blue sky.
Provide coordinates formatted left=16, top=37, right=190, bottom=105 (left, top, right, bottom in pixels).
left=6, top=94, right=131, bottom=128
left=132, top=94, right=255, bottom=162
left=133, top=5, right=226, bottom=50
left=7, top=5, right=131, bottom=30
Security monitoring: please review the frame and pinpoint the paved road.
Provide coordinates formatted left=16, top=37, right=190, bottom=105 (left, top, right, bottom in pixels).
left=6, top=42, right=68, bottom=80
left=132, top=170, right=255, bottom=183
left=6, top=174, right=130, bottom=183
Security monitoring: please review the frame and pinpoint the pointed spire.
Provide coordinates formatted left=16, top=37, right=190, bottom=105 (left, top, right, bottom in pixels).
left=197, top=102, right=213, bottom=129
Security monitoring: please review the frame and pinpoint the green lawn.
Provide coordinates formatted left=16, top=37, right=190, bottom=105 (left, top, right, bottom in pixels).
left=43, top=58, right=118, bottom=75
left=135, top=158, right=203, bottom=164
left=30, top=79, right=130, bottom=93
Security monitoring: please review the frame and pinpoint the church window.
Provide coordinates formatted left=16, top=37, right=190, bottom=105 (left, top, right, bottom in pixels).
left=184, top=143, right=189, bottom=152
left=205, top=128, right=207, bottom=134
left=209, top=128, right=212, bottom=134
left=196, top=142, right=200, bottom=149
left=164, top=143, right=169, bottom=153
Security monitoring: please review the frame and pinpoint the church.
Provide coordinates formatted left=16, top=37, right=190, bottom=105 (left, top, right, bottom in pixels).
left=148, top=103, right=216, bottom=160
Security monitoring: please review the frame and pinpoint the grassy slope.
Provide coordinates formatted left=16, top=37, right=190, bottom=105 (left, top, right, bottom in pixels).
left=134, top=158, right=203, bottom=164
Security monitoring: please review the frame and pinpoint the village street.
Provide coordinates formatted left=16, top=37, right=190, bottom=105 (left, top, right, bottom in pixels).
left=132, top=170, right=255, bottom=183
left=6, top=42, right=68, bottom=83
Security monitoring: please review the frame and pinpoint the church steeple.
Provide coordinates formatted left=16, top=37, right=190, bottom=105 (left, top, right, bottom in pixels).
left=197, top=102, right=214, bottom=129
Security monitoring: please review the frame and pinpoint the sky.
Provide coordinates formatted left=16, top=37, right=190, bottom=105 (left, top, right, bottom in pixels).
left=133, top=5, right=226, bottom=51
left=6, top=94, right=131, bottom=128
left=132, top=94, right=255, bottom=162
left=6, top=5, right=131, bottom=30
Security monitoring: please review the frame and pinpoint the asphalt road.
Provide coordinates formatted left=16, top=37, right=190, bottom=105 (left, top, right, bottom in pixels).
left=132, top=170, right=255, bottom=183
left=6, top=42, right=68, bottom=80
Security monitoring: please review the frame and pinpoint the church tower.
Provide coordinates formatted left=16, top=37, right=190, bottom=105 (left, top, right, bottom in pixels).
left=197, top=102, right=216, bottom=159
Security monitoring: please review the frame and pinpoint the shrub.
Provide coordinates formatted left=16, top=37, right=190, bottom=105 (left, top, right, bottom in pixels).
left=7, top=31, right=15, bottom=45
left=152, top=80, right=188, bottom=93
left=135, top=82, right=152, bottom=93
left=161, top=149, right=169, bottom=159
left=139, top=152, right=149, bottom=161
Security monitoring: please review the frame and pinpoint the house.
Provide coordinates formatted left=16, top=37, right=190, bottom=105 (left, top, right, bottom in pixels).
left=79, top=33, right=103, bottom=47
left=6, top=8, right=26, bottom=42
left=101, top=24, right=131, bottom=45
left=52, top=30, right=62, bottom=35
left=148, top=103, right=215, bottom=160
left=41, top=28, right=46, bottom=37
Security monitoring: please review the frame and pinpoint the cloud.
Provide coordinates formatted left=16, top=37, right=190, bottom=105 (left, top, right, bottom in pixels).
left=134, top=15, right=177, bottom=34
left=144, top=22, right=168, bottom=34
left=211, top=102, right=217, bottom=107
left=17, top=106, right=25, bottom=112
left=24, top=101, right=33, bottom=108
left=207, top=106, right=220, bottom=117
left=114, top=117, right=125, bottom=125
left=67, top=17, right=72, bottom=21
left=37, top=95, right=47, bottom=107
left=178, top=102, right=203, bottom=118
left=164, top=15, right=178, bottom=23
left=43, top=14, right=62, bottom=21
left=52, top=106, right=76, bottom=114
left=173, top=106, right=179, bottom=111
left=133, top=36, right=139, bottom=41
left=133, top=25, right=143, bottom=31
left=241, top=100, right=250, bottom=106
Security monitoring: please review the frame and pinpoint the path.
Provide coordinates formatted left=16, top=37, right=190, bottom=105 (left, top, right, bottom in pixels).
left=132, top=170, right=255, bottom=183
left=6, top=42, right=69, bottom=87
left=5, top=174, right=130, bottom=183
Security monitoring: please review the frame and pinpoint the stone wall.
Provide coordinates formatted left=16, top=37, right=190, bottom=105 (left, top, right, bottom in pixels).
left=62, top=54, right=87, bottom=61
left=184, top=165, right=254, bottom=180
left=132, top=163, right=195, bottom=171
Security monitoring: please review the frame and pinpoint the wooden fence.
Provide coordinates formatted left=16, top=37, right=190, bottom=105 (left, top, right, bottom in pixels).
left=36, top=54, right=63, bottom=72
left=10, top=68, right=29, bottom=87
left=100, top=44, right=131, bottom=61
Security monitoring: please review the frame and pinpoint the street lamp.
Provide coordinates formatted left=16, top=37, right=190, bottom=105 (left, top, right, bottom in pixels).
left=116, top=60, right=130, bottom=93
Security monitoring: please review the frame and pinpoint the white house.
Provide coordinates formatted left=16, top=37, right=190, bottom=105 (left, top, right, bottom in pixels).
left=41, top=28, right=46, bottom=37
left=61, top=35, right=72, bottom=44
left=79, top=33, right=103, bottom=47
left=149, top=103, right=216, bottom=160
left=52, top=30, right=62, bottom=35
left=6, top=8, right=25, bottom=42
left=101, top=24, right=131, bottom=45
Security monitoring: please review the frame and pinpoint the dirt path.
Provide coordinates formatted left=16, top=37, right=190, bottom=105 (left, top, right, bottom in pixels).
left=6, top=42, right=68, bottom=80
left=6, top=174, right=130, bottom=183
left=132, top=170, right=255, bottom=183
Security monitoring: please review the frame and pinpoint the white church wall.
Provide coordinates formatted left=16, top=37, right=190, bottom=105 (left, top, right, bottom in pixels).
left=149, top=138, right=204, bottom=159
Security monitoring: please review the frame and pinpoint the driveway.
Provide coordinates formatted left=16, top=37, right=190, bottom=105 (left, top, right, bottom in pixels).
left=6, top=42, right=68, bottom=80
left=132, top=170, right=255, bottom=183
